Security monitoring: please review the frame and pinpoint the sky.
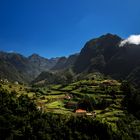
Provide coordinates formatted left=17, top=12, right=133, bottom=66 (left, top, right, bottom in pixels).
left=0, top=0, right=140, bottom=58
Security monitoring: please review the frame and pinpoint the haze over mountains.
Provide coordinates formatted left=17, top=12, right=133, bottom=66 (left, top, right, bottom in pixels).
left=0, top=52, right=59, bottom=82
left=1, top=33, right=140, bottom=86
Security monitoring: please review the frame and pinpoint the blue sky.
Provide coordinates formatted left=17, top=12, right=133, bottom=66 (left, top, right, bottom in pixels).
left=0, top=0, right=140, bottom=58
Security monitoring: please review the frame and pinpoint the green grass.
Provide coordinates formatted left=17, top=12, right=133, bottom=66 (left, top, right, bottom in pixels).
left=97, top=109, right=124, bottom=119
left=61, top=85, right=75, bottom=91
left=0, top=79, right=125, bottom=119
left=48, top=90, right=63, bottom=95
left=1, top=80, right=130, bottom=136
left=50, top=84, right=62, bottom=90
left=44, top=94, right=65, bottom=99
left=45, top=108, right=72, bottom=114
left=46, top=100, right=64, bottom=108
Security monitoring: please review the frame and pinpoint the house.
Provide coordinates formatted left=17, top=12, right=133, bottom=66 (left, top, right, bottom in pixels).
left=86, top=111, right=96, bottom=117
left=86, top=112, right=93, bottom=116
left=4, top=79, right=9, bottom=83
left=75, top=109, right=87, bottom=116
left=14, top=81, right=19, bottom=85
left=64, top=93, right=73, bottom=100
left=36, top=102, right=45, bottom=113
left=65, top=95, right=71, bottom=99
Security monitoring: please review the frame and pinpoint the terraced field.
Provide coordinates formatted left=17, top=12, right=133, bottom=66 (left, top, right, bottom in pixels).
left=0, top=79, right=125, bottom=118
left=0, top=79, right=128, bottom=133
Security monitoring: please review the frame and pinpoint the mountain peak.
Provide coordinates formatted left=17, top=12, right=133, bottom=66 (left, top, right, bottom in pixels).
left=28, top=53, right=42, bottom=59
left=99, top=33, right=121, bottom=41
left=73, top=33, right=122, bottom=73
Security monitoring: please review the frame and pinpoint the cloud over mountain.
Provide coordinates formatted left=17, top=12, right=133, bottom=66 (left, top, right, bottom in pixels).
left=120, top=35, right=140, bottom=46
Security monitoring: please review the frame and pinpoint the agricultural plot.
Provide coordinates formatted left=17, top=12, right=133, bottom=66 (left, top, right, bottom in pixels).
left=0, top=79, right=126, bottom=122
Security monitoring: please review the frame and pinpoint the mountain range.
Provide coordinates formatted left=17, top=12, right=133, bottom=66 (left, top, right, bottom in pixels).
left=1, top=33, right=140, bottom=86
left=0, top=52, right=58, bottom=83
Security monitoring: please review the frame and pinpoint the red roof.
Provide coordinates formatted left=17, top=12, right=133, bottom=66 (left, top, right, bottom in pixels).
left=75, top=109, right=87, bottom=113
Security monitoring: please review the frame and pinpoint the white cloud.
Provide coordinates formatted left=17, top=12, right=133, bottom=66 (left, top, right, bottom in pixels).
left=120, top=35, right=140, bottom=47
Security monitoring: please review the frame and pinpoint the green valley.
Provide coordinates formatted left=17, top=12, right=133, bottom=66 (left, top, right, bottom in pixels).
left=1, top=34, right=140, bottom=139
left=1, top=77, right=140, bottom=139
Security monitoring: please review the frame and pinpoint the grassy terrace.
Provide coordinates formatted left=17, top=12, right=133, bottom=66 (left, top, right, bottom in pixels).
left=0, top=79, right=126, bottom=126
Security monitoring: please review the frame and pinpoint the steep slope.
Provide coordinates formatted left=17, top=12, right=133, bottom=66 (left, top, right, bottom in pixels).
left=28, top=54, right=58, bottom=77
left=126, top=66, right=140, bottom=87
left=0, top=52, right=59, bottom=83
left=64, top=54, right=79, bottom=68
left=51, top=54, right=78, bottom=70
left=32, top=71, right=67, bottom=85
left=2, top=33, right=140, bottom=86
left=0, top=52, right=32, bottom=82
left=73, top=33, right=121, bottom=73
left=51, top=57, right=67, bottom=70
left=72, top=33, right=140, bottom=85
left=105, top=44, right=140, bottom=79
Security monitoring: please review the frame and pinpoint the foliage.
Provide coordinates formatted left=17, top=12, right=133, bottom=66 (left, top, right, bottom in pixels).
left=0, top=88, right=116, bottom=140
left=1, top=79, right=140, bottom=140
left=122, top=85, right=140, bottom=119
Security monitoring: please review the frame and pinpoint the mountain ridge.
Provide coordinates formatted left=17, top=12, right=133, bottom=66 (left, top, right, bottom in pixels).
left=1, top=33, right=140, bottom=86
left=0, top=51, right=59, bottom=83
left=34, top=33, right=140, bottom=86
